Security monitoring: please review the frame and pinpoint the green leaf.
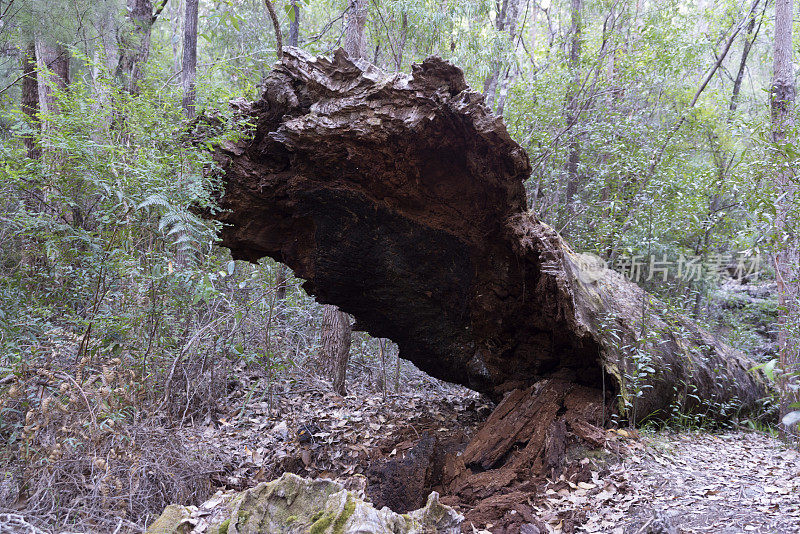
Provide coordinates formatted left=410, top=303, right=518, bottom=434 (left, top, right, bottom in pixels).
left=750, top=359, right=777, bottom=381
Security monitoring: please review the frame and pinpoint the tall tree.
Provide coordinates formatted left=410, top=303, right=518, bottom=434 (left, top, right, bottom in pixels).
left=34, top=39, right=70, bottom=178
left=729, top=0, right=764, bottom=117
left=181, top=0, right=198, bottom=118
left=34, top=40, right=69, bottom=116
left=344, top=0, right=368, bottom=60
left=563, top=0, right=583, bottom=234
left=20, top=43, right=39, bottom=160
left=288, top=0, right=300, bottom=48
left=770, top=0, right=798, bottom=421
left=483, top=0, right=524, bottom=115
left=116, top=0, right=169, bottom=93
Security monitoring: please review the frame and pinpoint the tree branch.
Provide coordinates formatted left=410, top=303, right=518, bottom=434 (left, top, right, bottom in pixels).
left=264, top=0, right=283, bottom=59
left=151, top=0, right=170, bottom=24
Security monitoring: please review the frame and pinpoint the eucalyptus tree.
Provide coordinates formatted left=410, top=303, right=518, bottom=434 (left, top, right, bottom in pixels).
left=770, top=0, right=798, bottom=421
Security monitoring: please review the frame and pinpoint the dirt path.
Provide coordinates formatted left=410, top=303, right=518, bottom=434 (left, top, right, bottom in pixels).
left=573, top=431, right=800, bottom=534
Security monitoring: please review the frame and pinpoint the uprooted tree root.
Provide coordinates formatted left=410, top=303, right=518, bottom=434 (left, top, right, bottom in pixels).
left=362, top=379, right=613, bottom=533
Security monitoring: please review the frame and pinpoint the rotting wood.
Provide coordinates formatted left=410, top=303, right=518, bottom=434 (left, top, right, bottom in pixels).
left=201, top=48, right=768, bottom=426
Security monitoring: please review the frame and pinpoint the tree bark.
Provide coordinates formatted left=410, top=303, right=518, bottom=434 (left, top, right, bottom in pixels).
left=182, top=0, right=198, bottom=117
left=344, top=0, right=368, bottom=61
left=117, top=0, right=157, bottom=93
left=563, top=0, right=582, bottom=233
left=729, top=0, right=764, bottom=117
left=770, top=0, right=798, bottom=420
left=202, top=50, right=768, bottom=424
left=20, top=42, right=39, bottom=160
left=288, top=0, right=300, bottom=48
left=319, top=305, right=352, bottom=396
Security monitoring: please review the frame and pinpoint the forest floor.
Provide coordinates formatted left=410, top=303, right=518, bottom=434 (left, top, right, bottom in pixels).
left=182, top=363, right=800, bottom=534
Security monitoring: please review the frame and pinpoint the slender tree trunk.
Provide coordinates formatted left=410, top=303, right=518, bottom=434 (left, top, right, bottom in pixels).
left=483, top=0, right=509, bottom=109
left=181, top=0, right=198, bottom=117
left=288, top=0, right=300, bottom=48
left=729, top=0, right=763, bottom=117
left=770, top=0, right=798, bottom=422
left=264, top=0, right=283, bottom=58
left=344, top=0, right=368, bottom=61
left=34, top=39, right=69, bottom=174
left=494, top=0, right=523, bottom=116
left=21, top=43, right=39, bottom=160
left=563, top=0, right=583, bottom=235
left=483, top=0, right=523, bottom=114
left=319, top=305, right=352, bottom=396
left=170, top=0, right=183, bottom=75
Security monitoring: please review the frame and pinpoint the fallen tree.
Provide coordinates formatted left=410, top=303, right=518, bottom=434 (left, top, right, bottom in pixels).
left=199, top=47, right=769, bottom=527
left=205, top=47, right=765, bottom=419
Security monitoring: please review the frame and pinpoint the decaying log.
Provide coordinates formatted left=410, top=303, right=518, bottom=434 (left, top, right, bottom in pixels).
left=204, top=47, right=767, bottom=425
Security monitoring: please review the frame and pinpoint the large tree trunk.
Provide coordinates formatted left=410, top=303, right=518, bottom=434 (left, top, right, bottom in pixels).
left=770, top=0, right=798, bottom=420
left=201, top=49, right=769, bottom=517
left=205, top=49, right=766, bottom=419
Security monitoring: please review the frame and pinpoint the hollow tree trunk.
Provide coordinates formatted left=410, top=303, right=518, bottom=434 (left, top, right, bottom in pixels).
left=200, top=50, right=769, bottom=516
left=204, top=49, right=766, bottom=421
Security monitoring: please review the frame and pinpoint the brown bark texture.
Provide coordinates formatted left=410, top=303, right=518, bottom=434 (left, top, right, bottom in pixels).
left=319, top=304, right=352, bottom=396
left=182, top=0, right=199, bottom=117
left=202, top=48, right=768, bottom=423
left=21, top=43, right=39, bottom=160
left=117, top=0, right=155, bottom=93
left=344, top=0, right=368, bottom=61
left=770, top=0, right=798, bottom=417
